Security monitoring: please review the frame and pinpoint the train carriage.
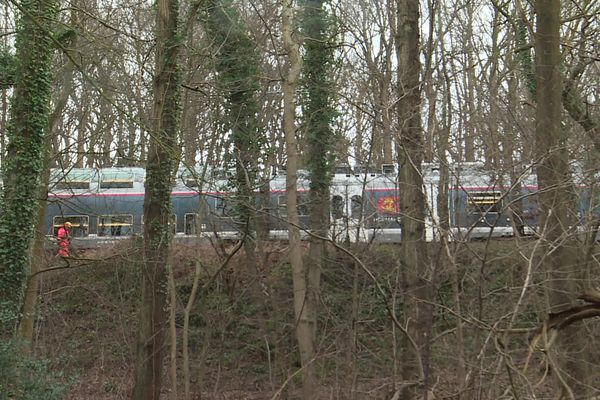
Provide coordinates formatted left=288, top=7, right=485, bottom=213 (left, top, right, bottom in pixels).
left=43, top=161, right=600, bottom=247
left=45, top=167, right=146, bottom=247
left=447, top=163, right=513, bottom=240
left=172, top=166, right=240, bottom=239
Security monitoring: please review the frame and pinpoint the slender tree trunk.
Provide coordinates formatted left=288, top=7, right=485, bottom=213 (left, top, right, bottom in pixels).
left=168, top=266, right=178, bottom=400
left=131, top=0, right=181, bottom=396
left=395, top=0, right=432, bottom=398
left=301, top=0, right=337, bottom=395
left=282, top=0, right=315, bottom=397
left=535, top=1, right=586, bottom=397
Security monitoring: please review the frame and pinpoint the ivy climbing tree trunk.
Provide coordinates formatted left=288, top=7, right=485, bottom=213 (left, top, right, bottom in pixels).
left=18, top=24, right=79, bottom=347
left=395, top=0, right=432, bottom=398
left=131, top=0, right=181, bottom=396
left=18, top=64, right=76, bottom=347
left=301, top=0, right=337, bottom=396
left=201, top=0, right=262, bottom=279
left=0, top=0, right=57, bottom=332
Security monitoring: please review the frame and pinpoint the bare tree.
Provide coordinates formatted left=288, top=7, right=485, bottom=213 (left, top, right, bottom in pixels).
left=535, top=0, right=586, bottom=396
left=131, top=0, right=181, bottom=396
left=394, top=0, right=433, bottom=398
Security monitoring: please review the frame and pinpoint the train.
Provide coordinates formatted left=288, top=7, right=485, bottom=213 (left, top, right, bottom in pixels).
left=42, top=161, right=600, bottom=247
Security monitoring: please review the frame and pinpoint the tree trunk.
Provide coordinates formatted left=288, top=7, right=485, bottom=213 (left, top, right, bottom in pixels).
left=282, top=0, right=315, bottom=397
left=395, top=0, right=432, bottom=398
left=301, top=0, right=337, bottom=395
left=0, top=0, right=57, bottom=333
left=18, top=43, right=78, bottom=346
left=534, top=1, right=586, bottom=397
left=131, top=0, right=181, bottom=396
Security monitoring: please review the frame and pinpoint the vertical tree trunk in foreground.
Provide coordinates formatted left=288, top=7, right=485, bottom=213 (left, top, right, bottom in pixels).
left=301, top=0, right=337, bottom=396
left=0, top=0, right=57, bottom=333
left=395, top=0, right=432, bottom=398
left=282, top=0, right=314, bottom=397
left=201, top=0, right=262, bottom=277
left=19, top=27, right=79, bottom=347
left=131, top=0, right=180, bottom=396
left=534, top=1, right=587, bottom=397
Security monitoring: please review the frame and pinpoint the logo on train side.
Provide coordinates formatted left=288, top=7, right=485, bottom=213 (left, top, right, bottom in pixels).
left=377, top=196, right=400, bottom=214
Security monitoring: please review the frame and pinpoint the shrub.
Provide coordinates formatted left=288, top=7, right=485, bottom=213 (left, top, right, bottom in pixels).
left=0, top=340, right=69, bottom=400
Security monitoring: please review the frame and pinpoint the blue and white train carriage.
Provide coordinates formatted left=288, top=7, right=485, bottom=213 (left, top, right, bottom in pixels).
left=44, top=161, right=600, bottom=246
left=46, top=168, right=146, bottom=244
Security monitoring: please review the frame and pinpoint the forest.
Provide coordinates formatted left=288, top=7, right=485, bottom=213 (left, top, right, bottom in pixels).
left=0, top=0, right=599, bottom=399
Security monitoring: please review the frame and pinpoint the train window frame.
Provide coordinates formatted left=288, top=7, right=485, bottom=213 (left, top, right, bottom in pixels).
left=278, top=194, right=310, bottom=217
left=100, top=171, right=134, bottom=189
left=184, top=213, right=207, bottom=235
left=97, top=214, right=134, bottom=237
left=278, top=195, right=287, bottom=217
left=467, top=191, right=503, bottom=213
left=215, top=196, right=230, bottom=216
left=52, top=215, right=90, bottom=237
left=351, top=195, right=363, bottom=219
left=331, top=195, right=344, bottom=220
left=54, top=170, right=92, bottom=191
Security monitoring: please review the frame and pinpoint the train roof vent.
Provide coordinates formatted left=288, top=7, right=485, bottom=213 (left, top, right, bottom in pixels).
left=382, top=164, right=396, bottom=175
left=54, top=169, right=92, bottom=190
left=100, top=170, right=134, bottom=189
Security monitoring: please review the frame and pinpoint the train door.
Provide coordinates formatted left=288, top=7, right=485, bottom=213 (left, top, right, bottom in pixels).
left=330, top=180, right=365, bottom=243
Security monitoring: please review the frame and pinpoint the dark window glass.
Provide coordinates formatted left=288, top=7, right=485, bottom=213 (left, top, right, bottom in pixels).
left=467, top=191, right=503, bottom=213
left=331, top=195, right=344, bottom=219
left=53, top=215, right=89, bottom=237
left=98, top=215, right=134, bottom=237
left=351, top=195, right=362, bottom=218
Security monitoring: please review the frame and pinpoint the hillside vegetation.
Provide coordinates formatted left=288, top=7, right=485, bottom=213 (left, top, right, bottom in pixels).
left=22, top=238, right=599, bottom=399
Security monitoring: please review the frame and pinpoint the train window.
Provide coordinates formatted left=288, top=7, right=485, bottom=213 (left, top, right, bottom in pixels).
left=298, top=194, right=310, bottom=216
left=216, top=197, right=230, bottom=216
left=351, top=195, right=362, bottom=219
left=331, top=195, right=344, bottom=220
left=184, top=213, right=207, bottom=234
left=278, top=195, right=287, bottom=217
left=53, top=215, right=89, bottom=237
left=279, top=194, right=310, bottom=217
left=98, top=215, right=134, bottom=237
left=54, top=170, right=92, bottom=190
left=467, top=191, right=503, bottom=213
left=100, top=171, right=134, bottom=189
left=55, top=180, right=90, bottom=190
left=522, top=193, right=539, bottom=220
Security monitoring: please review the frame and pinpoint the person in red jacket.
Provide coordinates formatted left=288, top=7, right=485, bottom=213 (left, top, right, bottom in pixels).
left=57, top=221, right=72, bottom=257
